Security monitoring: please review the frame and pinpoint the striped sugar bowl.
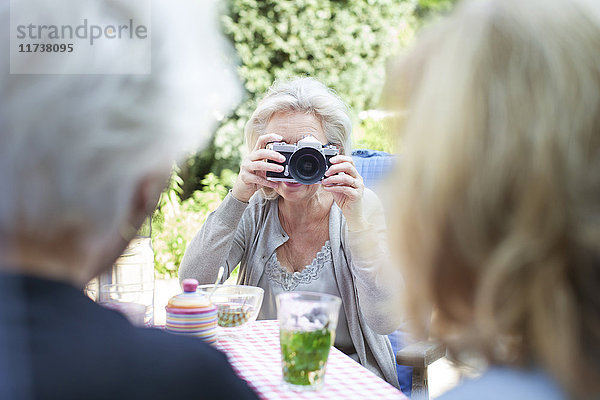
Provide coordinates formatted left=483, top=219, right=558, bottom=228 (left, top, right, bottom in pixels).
left=165, top=278, right=218, bottom=344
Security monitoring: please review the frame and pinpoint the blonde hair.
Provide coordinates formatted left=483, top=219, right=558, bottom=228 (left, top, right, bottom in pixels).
left=387, top=0, right=600, bottom=396
left=245, top=77, right=352, bottom=199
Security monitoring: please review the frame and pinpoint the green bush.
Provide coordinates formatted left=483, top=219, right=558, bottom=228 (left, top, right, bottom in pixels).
left=415, top=0, right=457, bottom=20
left=152, top=170, right=236, bottom=278
left=354, top=114, right=397, bottom=154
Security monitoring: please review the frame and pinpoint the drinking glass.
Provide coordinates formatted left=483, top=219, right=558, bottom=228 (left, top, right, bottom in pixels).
left=276, top=291, right=341, bottom=391
left=99, top=282, right=153, bottom=327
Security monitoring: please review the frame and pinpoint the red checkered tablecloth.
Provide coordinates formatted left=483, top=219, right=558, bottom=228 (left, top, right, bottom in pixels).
left=216, top=320, right=408, bottom=400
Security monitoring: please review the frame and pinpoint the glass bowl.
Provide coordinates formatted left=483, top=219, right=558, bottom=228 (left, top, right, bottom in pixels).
left=196, top=284, right=264, bottom=335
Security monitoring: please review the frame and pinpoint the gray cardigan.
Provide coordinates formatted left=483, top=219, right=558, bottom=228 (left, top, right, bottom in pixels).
left=180, top=190, right=402, bottom=388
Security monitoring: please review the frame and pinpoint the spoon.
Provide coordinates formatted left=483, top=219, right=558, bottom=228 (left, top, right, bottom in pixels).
left=209, top=266, right=225, bottom=302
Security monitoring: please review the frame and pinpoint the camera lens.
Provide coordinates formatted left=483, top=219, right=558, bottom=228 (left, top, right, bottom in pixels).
left=298, top=155, right=318, bottom=175
left=288, top=147, right=327, bottom=184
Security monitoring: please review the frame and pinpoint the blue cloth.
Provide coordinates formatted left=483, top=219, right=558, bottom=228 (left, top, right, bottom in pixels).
left=352, top=149, right=412, bottom=396
left=388, top=330, right=413, bottom=397
left=351, top=149, right=396, bottom=190
left=438, top=366, right=566, bottom=400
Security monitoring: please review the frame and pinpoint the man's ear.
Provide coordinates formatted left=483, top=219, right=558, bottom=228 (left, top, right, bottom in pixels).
left=78, top=172, right=170, bottom=287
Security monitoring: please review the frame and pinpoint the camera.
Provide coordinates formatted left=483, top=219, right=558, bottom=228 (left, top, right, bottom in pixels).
left=266, top=136, right=339, bottom=185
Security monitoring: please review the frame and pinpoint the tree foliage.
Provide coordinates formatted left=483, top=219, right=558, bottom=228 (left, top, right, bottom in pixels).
left=415, top=0, right=458, bottom=20
left=152, top=169, right=236, bottom=278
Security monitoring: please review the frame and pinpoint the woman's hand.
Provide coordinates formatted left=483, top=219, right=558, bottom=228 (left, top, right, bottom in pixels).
left=322, top=155, right=368, bottom=231
left=231, top=133, right=286, bottom=202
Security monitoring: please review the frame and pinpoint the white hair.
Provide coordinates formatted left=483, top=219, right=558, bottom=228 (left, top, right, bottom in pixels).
left=0, top=0, right=240, bottom=240
left=245, top=77, right=352, bottom=155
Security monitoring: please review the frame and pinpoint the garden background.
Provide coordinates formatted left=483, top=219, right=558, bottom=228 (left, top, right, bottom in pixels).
left=151, top=0, right=457, bottom=279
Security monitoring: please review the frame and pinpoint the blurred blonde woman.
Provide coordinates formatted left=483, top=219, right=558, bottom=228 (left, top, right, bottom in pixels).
left=386, top=0, right=600, bottom=398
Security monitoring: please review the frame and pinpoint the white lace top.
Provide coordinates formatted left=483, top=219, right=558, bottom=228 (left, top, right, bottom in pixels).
left=257, top=241, right=355, bottom=356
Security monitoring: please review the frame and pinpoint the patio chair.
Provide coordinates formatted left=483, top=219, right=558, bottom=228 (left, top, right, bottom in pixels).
left=352, top=149, right=446, bottom=399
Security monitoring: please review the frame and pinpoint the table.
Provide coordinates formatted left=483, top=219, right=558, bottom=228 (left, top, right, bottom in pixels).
left=216, top=320, right=408, bottom=400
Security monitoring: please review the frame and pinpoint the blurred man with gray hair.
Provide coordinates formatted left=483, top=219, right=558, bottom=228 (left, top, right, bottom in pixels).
left=0, top=1, right=258, bottom=399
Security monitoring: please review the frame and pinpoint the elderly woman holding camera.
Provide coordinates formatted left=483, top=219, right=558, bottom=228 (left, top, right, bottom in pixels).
left=180, top=77, right=402, bottom=387
left=387, top=0, right=600, bottom=398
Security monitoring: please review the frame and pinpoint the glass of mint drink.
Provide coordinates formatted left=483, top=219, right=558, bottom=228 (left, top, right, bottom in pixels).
left=276, top=292, right=341, bottom=391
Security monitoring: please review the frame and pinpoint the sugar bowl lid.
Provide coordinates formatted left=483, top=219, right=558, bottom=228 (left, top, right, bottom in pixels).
left=167, top=278, right=214, bottom=310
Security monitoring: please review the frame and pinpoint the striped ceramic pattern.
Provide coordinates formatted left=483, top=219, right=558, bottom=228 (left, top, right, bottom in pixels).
left=165, top=288, right=218, bottom=344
